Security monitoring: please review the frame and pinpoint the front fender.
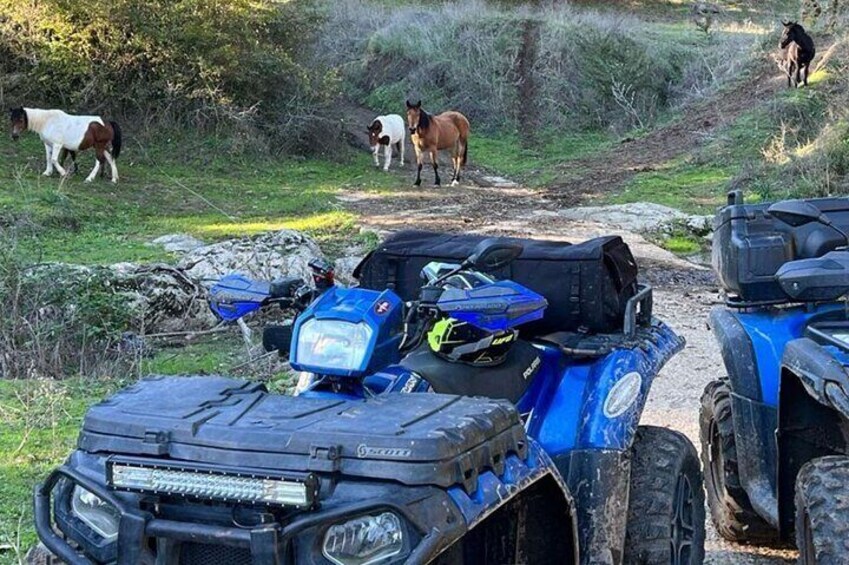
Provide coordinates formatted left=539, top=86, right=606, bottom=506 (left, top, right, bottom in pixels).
left=446, top=440, right=580, bottom=564
left=777, top=338, right=849, bottom=536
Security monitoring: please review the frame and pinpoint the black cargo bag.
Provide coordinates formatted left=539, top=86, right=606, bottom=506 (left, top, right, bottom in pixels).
left=353, top=230, right=639, bottom=335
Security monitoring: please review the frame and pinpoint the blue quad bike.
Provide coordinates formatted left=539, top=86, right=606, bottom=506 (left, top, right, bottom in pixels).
left=702, top=190, right=849, bottom=562
left=34, top=231, right=705, bottom=565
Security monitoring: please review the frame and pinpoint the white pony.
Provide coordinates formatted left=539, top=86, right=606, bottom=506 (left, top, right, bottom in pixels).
left=367, top=114, right=405, bottom=171
left=9, top=107, right=122, bottom=183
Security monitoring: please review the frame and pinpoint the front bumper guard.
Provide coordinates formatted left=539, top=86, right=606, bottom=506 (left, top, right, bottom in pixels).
left=35, top=465, right=442, bottom=565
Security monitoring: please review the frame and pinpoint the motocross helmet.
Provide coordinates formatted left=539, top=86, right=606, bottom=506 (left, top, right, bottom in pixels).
left=427, top=317, right=517, bottom=366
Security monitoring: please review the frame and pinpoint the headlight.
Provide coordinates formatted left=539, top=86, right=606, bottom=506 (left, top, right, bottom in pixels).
left=296, top=319, right=373, bottom=372
left=322, top=512, right=404, bottom=565
left=71, top=486, right=120, bottom=541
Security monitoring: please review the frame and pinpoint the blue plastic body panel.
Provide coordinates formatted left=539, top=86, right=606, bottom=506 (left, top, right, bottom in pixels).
left=289, top=286, right=403, bottom=377
left=525, top=321, right=684, bottom=455
left=436, top=280, right=548, bottom=332
left=728, top=303, right=843, bottom=406
left=208, top=273, right=270, bottom=322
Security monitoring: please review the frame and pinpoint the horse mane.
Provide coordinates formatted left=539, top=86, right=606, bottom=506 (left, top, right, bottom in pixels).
left=796, top=24, right=815, bottom=53
left=418, top=109, right=431, bottom=130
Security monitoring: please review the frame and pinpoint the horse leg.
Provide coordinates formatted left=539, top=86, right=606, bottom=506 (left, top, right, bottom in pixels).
left=398, top=141, right=405, bottom=166
left=43, top=143, right=54, bottom=176
left=431, top=149, right=440, bottom=186
left=803, top=63, right=810, bottom=86
left=787, top=61, right=794, bottom=87
left=104, top=149, right=119, bottom=183
left=373, top=145, right=380, bottom=168
left=796, top=63, right=802, bottom=87
left=51, top=144, right=68, bottom=177
left=383, top=143, right=392, bottom=172
left=85, top=149, right=103, bottom=183
left=414, top=148, right=423, bottom=186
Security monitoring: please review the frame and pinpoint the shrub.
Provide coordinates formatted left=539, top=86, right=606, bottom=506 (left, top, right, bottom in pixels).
left=0, top=230, right=137, bottom=379
left=0, top=0, right=339, bottom=153
left=319, top=0, right=760, bottom=134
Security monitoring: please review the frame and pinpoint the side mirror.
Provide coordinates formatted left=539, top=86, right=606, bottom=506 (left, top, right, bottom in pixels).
left=465, top=239, right=523, bottom=272
left=768, top=200, right=828, bottom=227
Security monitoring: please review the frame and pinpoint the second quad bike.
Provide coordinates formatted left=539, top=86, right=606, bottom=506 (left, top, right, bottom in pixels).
left=34, top=231, right=704, bottom=564
left=703, top=190, right=849, bottom=562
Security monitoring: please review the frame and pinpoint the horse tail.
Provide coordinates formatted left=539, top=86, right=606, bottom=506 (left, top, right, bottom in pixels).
left=109, top=121, right=122, bottom=159
left=460, top=116, right=469, bottom=165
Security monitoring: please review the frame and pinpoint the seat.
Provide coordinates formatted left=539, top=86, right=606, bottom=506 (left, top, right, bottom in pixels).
left=398, top=340, right=542, bottom=404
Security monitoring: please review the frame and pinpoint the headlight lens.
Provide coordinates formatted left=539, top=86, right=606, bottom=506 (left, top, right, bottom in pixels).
left=296, top=319, right=373, bottom=372
left=71, top=486, right=120, bottom=540
left=322, top=512, right=404, bottom=565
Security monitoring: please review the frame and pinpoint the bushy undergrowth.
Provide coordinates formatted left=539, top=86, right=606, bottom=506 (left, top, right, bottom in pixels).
left=0, top=0, right=339, bottom=153
left=0, top=228, right=137, bottom=380
left=708, top=29, right=849, bottom=201
left=320, top=0, right=761, bottom=133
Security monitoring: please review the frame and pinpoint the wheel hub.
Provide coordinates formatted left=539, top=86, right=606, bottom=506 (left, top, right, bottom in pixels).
left=670, top=473, right=695, bottom=565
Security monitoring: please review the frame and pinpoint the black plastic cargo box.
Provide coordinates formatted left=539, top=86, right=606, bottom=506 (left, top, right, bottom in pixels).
left=79, top=376, right=527, bottom=492
left=353, top=230, right=639, bottom=334
left=713, top=191, right=849, bottom=302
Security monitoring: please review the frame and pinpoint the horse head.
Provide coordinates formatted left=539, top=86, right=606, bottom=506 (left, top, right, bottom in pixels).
left=780, top=21, right=801, bottom=48
left=9, top=107, right=26, bottom=141
left=366, top=119, right=383, bottom=147
left=406, top=99, right=423, bottom=135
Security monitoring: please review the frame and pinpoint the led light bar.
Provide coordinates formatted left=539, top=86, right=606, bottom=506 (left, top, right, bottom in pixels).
left=106, top=459, right=317, bottom=508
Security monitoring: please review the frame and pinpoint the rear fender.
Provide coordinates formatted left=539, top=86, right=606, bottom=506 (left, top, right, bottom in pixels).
left=530, top=320, right=684, bottom=454
left=777, top=338, right=849, bottom=536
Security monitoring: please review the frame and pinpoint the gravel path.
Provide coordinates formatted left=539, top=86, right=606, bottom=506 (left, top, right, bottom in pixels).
left=644, top=273, right=796, bottom=564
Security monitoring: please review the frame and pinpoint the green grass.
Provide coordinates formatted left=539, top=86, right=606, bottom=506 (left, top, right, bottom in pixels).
left=662, top=235, right=702, bottom=254
left=608, top=160, right=734, bottom=213
left=0, top=133, right=400, bottom=265
left=473, top=131, right=612, bottom=187
left=0, top=378, right=122, bottom=563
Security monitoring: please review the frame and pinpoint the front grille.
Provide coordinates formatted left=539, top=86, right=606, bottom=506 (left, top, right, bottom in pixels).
left=179, top=542, right=252, bottom=565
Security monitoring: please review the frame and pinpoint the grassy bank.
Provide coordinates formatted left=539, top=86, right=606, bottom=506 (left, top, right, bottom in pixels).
left=0, top=133, right=400, bottom=265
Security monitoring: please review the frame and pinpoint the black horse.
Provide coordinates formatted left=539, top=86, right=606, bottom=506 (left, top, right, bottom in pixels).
left=780, top=21, right=815, bottom=87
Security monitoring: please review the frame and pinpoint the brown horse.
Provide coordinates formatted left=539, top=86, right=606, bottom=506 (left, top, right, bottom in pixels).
left=405, top=100, right=469, bottom=186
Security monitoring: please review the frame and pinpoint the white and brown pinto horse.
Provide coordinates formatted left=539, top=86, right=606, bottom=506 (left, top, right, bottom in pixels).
left=405, top=100, right=469, bottom=186
left=367, top=114, right=406, bottom=171
left=10, top=107, right=122, bottom=183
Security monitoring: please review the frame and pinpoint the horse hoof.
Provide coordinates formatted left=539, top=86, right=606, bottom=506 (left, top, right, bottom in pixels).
left=414, top=180, right=421, bottom=187
left=451, top=180, right=459, bottom=187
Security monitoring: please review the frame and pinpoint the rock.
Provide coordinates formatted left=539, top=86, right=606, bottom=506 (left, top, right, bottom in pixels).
left=108, top=263, right=214, bottom=332
left=684, top=214, right=713, bottom=236
left=556, top=203, right=689, bottom=233
left=480, top=175, right=519, bottom=188
left=148, top=233, right=205, bottom=253
left=334, top=255, right=364, bottom=286
left=555, top=203, right=714, bottom=237
left=178, top=230, right=325, bottom=286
